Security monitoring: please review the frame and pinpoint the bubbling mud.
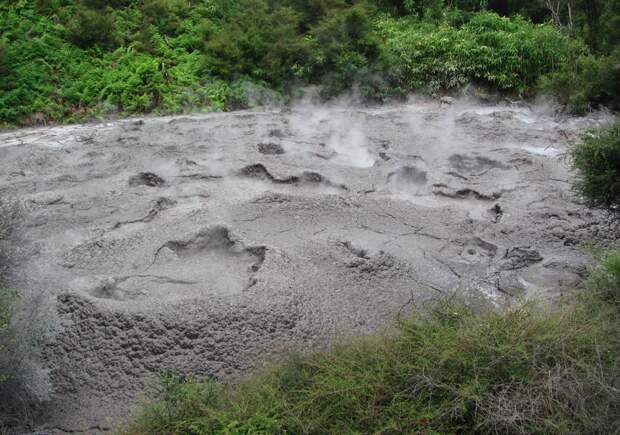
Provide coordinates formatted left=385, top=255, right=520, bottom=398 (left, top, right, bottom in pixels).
left=0, top=97, right=616, bottom=432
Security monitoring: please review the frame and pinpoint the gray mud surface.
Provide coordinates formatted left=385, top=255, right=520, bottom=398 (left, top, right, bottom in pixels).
left=0, top=99, right=617, bottom=432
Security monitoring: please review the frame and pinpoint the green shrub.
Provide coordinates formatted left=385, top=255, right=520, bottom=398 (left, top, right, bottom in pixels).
left=120, top=291, right=620, bottom=435
left=404, top=0, right=443, bottom=20
left=600, top=0, right=620, bottom=53
left=305, top=4, right=382, bottom=96
left=541, top=47, right=620, bottom=113
left=64, top=5, right=116, bottom=48
left=270, top=0, right=348, bottom=28
left=0, top=1, right=613, bottom=125
left=587, top=248, right=620, bottom=305
left=202, top=0, right=306, bottom=85
left=571, top=121, right=620, bottom=210
left=0, top=41, right=6, bottom=76
left=379, top=12, right=577, bottom=95
left=142, top=0, right=191, bottom=36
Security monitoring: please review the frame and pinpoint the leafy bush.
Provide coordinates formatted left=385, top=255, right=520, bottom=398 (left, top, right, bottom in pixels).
left=0, top=1, right=610, bottom=125
left=571, top=121, right=620, bottom=210
left=305, top=4, right=382, bottom=96
left=0, top=41, right=6, bottom=76
left=202, top=0, right=306, bottom=85
left=272, top=0, right=348, bottom=28
left=587, top=247, right=620, bottom=305
left=121, top=289, right=620, bottom=434
left=404, top=0, right=443, bottom=20
left=541, top=47, right=620, bottom=113
left=63, top=5, right=116, bottom=49
left=379, top=12, right=577, bottom=94
left=142, top=0, right=191, bottom=36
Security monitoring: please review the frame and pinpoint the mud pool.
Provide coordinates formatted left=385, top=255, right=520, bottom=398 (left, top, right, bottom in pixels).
left=0, top=98, right=617, bottom=432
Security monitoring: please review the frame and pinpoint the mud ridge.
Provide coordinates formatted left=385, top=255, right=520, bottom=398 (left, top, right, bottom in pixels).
left=238, top=163, right=347, bottom=189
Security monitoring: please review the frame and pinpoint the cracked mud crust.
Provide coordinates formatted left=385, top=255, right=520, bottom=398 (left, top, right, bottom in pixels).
left=0, top=99, right=617, bottom=432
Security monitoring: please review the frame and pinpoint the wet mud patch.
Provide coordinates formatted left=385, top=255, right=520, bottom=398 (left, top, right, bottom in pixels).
left=388, top=166, right=428, bottom=186
left=257, top=142, right=285, bottom=155
left=129, top=172, right=166, bottom=187
left=489, top=203, right=503, bottom=223
left=341, top=241, right=371, bottom=259
left=69, top=276, right=130, bottom=300
left=448, top=154, right=509, bottom=175
left=501, top=246, right=543, bottom=270
left=461, top=237, right=499, bottom=263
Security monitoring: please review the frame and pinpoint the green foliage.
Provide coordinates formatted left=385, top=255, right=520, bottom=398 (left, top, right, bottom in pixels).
left=486, top=0, right=548, bottom=22
left=541, top=46, right=620, bottom=113
left=202, top=0, right=305, bottom=84
left=379, top=12, right=578, bottom=94
left=600, top=0, right=620, bottom=53
left=305, top=4, right=382, bottom=96
left=571, top=121, right=620, bottom=210
left=63, top=5, right=115, bottom=48
left=587, top=247, right=620, bottom=305
left=0, top=41, right=6, bottom=76
left=142, top=0, right=191, bottom=36
left=0, top=0, right=616, bottom=126
left=121, top=281, right=620, bottom=435
left=271, top=0, right=348, bottom=28
left=0, top=288, right=16, bottom=388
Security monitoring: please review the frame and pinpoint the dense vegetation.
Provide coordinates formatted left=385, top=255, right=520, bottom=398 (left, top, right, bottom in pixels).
left=121, top=252, right=620, bottom=435
left=572, top=121, right=620, bottom=210
left=0, top=0, right=619, bottom=126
